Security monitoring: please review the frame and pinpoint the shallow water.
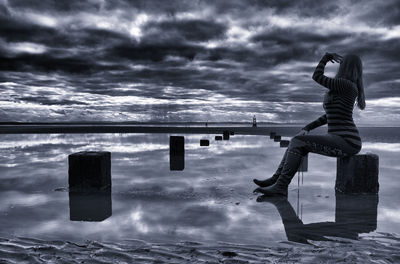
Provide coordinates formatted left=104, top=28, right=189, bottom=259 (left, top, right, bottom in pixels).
left=0, top=127, right=399, bottom=261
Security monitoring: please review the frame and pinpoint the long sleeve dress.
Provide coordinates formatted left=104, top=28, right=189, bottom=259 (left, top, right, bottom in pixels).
left=302, top=54, right=362, bottom=151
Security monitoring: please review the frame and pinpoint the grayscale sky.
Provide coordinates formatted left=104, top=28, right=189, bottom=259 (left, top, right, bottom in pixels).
left=0, top=0, right=399, bottom=125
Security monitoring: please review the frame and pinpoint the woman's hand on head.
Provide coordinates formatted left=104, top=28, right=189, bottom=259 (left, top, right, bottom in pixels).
left=294, top=129, right=309, bottom=137
left=325, top=52, right=343, bottom=64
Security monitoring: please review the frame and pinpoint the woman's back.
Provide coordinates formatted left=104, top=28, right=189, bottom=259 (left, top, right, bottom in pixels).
left=313, top=55, right=362, bottom=151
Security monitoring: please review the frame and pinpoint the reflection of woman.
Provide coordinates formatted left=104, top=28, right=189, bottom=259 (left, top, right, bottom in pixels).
left=256, top=194, right=378, bottom=244
left=254, top=53, right=366, bottom=196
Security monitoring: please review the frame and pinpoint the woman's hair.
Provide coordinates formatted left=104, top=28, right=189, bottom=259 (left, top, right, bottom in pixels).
left=335, top=54, right=366, bottom=110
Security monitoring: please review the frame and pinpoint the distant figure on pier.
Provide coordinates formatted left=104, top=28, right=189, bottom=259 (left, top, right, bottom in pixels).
left=205, top=121, right=208, bottom=127
left=254, top=52, right=366, bottom=196
left=252, top=115, right=257, bottom=127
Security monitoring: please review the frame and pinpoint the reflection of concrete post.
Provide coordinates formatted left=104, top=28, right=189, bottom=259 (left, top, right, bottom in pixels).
left=335, top=193, right=378, bottom=233
left=69, top=188, right=112, bottom=222
left=170, top=136, right=184, bottom=171
left=68, top=151, right=111, bottom=190
left=336, top=153, right=379, bottom=193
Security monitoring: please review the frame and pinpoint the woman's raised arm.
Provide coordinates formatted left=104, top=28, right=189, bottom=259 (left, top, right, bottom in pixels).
left=312, top=53, right=353, bottom=94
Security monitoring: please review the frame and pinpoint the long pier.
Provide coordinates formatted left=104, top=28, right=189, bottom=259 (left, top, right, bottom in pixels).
left=0, top=124, right=284, bottom=135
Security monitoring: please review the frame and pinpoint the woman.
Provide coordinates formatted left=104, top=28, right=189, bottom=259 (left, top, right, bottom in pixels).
left=254, top=52, right=366, bottom=196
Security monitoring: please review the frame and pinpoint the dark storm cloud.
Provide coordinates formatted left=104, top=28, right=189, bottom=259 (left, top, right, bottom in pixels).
left=0, top=0, right=399, bottom=124
left=143, top=20, right=227, bottom=42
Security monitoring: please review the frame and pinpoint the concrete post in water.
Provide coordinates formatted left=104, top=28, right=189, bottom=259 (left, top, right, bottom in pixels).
left=270, top=132, right=276, bottom=139
left=215, top=136, right=222, bottom=140
left=280, top=140, right=289, bottom=147
left=298, top=154, right=308, bottom=172
left=223, top=131, right=230, bottom=140
left=170, top=136, right=184, bottom=171
left=68, top=151, right=111, bottom=190
left=274, top=135, right=281, bottom=142
left=230, top=131, right=234, bottom=136
left=335, top=153, right=379, bottom=194
left=200, top=139, right=209, bottom=146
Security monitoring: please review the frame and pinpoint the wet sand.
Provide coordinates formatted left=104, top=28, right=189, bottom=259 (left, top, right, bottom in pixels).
left=1, top=233, right=399, bottom=263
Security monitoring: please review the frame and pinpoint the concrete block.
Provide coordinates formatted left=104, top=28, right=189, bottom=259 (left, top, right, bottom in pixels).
left=280, top=140, right=289, bottom=147
left=200, top=139, right=209, bottom=146
left=298, top=154, right=308, bottom=172
left=230, top=131, right=234, bottom=136
left=274, top=135, right=281, bottom=142
left=335, top=153, right=379, bottom=194
left=215, top=136, right=222, bottom=140
left=270, top=132, right=276, bottom=139
left=68, top=151, right=111, bottom=190
left=170, top=136, right=184, bottom=171
left=223, top=131, right=230, bottom=140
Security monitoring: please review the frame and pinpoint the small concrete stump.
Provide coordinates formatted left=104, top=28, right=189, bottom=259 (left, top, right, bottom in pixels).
left=280, top=140, right=289, bottom=147
left=68, top=151, right=111, bottom=190
left=200, top=139, right=209, bottom=146
left=298, top=154, right=308, bottom=172
left=215, top=136, right=222, bottom=141
left=270, top=132, right=276, bottom=139
left=230, top=131, right=234, bottom=136
left=335, top=153, right=379, bottom=194
left=274, top=135, right=281, bottom=142
left=223, top=131, right=230, bottom=140
left=170, top=136, right=184, bottom=171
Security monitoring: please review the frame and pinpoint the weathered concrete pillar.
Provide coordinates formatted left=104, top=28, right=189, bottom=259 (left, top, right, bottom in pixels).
left=200, top=139, right=209, bottom=146
left=274, top=135, right=281, bottom=142
left=230, top=131, right=235, bottom=136
left=170, top=136, right=184, bottom=171
left=223, top=131, right=230, bottom=140
left=298, top=154, right=308, bottom=172
left=68, top=151, right=111, bottom=190
left=270, top=132, right=276, bottom=139
left=215, top=136, right=222, bottom=140
left=335, top=153, right=379, bottom=194
left=280, top=140, right=289, bottom=147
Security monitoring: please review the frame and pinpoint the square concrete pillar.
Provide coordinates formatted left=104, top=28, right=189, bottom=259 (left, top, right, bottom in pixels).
left=274, top=135, right=281, bottom=142
left=298, top=153, right=308, bottom=172
left=170, top=136, right=184, bottom=171
left=280, top=140, right=289, bottom=147
left=68, top=151, right=111, bottom=189
left=223, top=131, right=230, bottom=140
left=335, top=153, right=379, bottom=194
left=270, top=132, right=276, bottom=139
left=200, top=139, right=209, bottom=146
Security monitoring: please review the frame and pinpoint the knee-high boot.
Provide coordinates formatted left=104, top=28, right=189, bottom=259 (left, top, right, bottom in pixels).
left=253, top=148, right=289, bottom=187
left=254, top=149, right=304, bottom=196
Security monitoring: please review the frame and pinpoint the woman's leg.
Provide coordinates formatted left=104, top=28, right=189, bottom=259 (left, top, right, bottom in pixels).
left=253, top=148, right=289, bottom=187
left=254, top=134, right=360, bottom=196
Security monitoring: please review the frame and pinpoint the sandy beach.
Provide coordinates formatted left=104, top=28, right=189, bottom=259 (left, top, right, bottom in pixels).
left=1, top=233, right=399, bottom=263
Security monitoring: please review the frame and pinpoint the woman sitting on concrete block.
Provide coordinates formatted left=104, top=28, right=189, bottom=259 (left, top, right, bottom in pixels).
left=254, top=52, right=365, bottom=196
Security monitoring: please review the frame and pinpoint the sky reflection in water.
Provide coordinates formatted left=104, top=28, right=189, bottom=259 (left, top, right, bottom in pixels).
left=0, top=128, right=399, bottom=244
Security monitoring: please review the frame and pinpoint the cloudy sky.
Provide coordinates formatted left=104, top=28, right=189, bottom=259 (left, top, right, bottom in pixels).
left=0, top=0, right=399, bottom=125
